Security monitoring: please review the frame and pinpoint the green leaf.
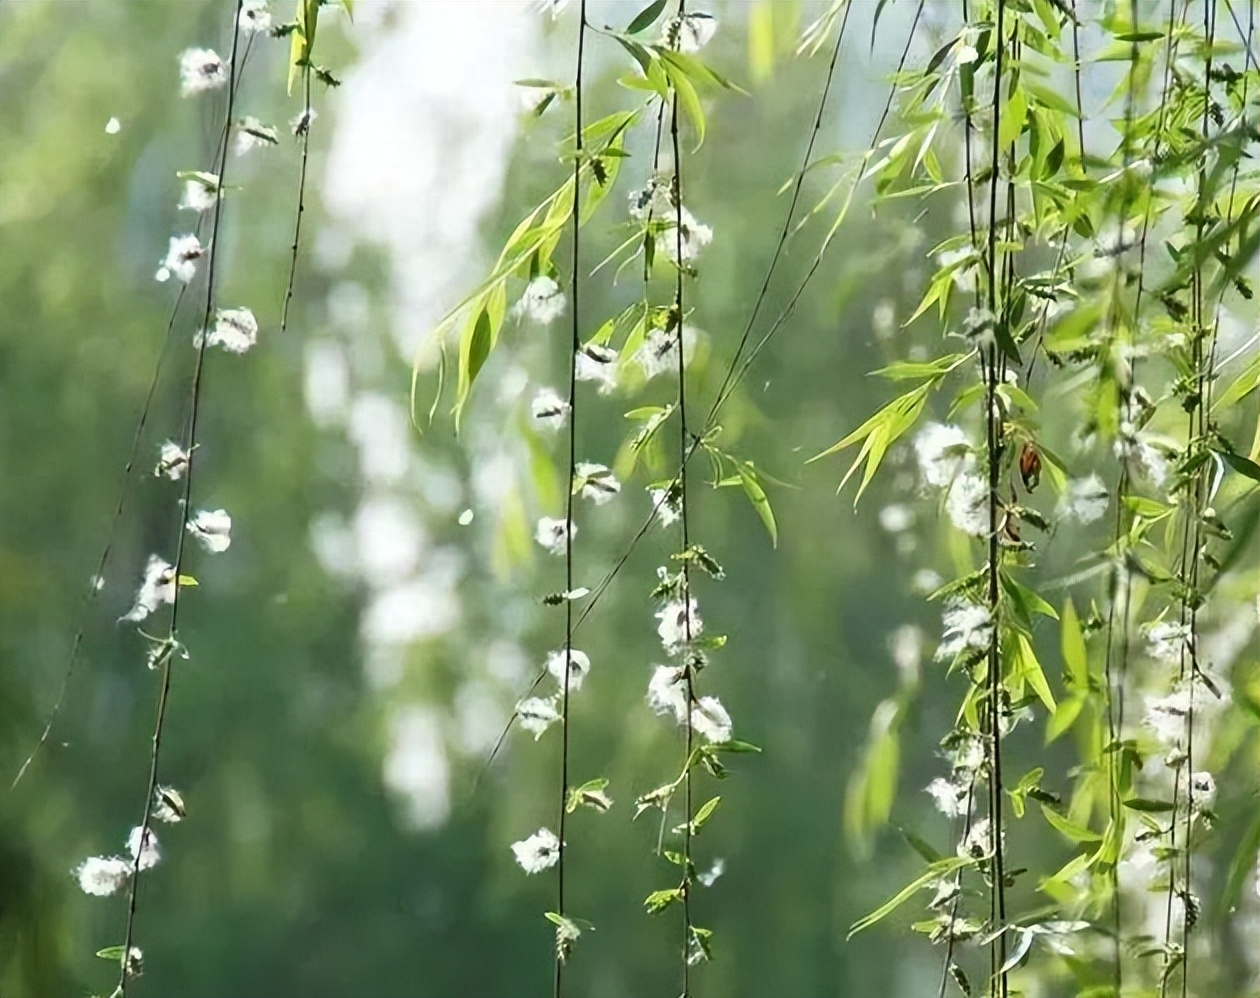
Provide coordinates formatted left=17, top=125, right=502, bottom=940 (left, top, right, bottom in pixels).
left=1041, top=804, right=1102, bottom=843
left=1219, top=450, right=1260, bottom=484
left=1213, top=353, right=1260, bottom=411
left=1122, top=797, right=1175, bottom=813
left=644, top=887, right=684, bottom=914
left=693, top=795, right=721, bottom=832
left=662, top=59, right=706, bottom=149
left=1002, top=573, right=1059, bottom=625
left=1044, top=848, right=1096, bottom=885
left=174, top=170, right=221, bottom=189
left=411, top=171, right=590, bottom=424
left=566, top=777, right=613, bottom=813
left=809, top=383, right=930, bottom=505
left=871, top=353, right=970, bottom=381
left=993, top=317, right=1023, bottom=366
left=625, top=0, right=668, bottom=34
left=748, top=1, right=776, bottom=81
left=1045, top=693, right=1084, bottom=744
left=999, top=83, right=1028, bottom=149
left=96, top=946, right=126, bottom=962
left=711, top=739, right=761, bottom=753
left=288, top=0, right=320, bottom=95
left=1013, top=631, right=1057, bottom=713
left=1060, top=598, right=1088, bottom=690
left=897, top=826, right=943, bottom=863
left=999, top=927, right=1035, bottom=974
left=847, top=857, right=971, bottom=938
left=1220, top=810, right=1260, bottom=915
left=1024, top=80, right=1081, bottom=117
left=609, top=33, right=656, bottom=78
left=660, top=49, right=742, bottom=93
left=737, top=463, right=777, bottom=547
left=176, top=574, right=198, bottom=587
left=1124, top=495, right=1169, bottom=520
left=870, top=0, right=893, bottom=51
left=465, top=308, right=492, bottom=391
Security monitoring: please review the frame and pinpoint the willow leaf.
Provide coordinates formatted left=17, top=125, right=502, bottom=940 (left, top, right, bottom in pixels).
left=1060, top=599, right=1087, bottom=691
left=847, top=857, right=971, bottom=939
left=737, top=462, right=777, bottom=547
left=809, top=383, right=930, bottom=505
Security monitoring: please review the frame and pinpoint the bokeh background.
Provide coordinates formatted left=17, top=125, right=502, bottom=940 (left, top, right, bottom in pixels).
left=2, top=3, right=1256, bottom=997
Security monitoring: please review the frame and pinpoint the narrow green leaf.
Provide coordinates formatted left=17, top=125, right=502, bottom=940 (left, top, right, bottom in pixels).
left=1213, top=353, right=1260, bottom=411
left=871, top=352, right=971, bottom=382
left=1024, top=80, right=1081, bottom=117
left=897, top=826, right=943, bottom=863
left=1219, top=450, right=1260, bottom=484
left=1122, top=797, right=1175, bottom=813
left=1060, top=598, right=1088, bottom=690
left=1045, top=693, right=1084, bottom=744
left=693, top=796, right=721, bottom=832
left=847, top=857, right=971, bottom=938
left=999, top=84, right=1028, bottom=149
left=626, top=0, right=668, bottom=34
left=465, top=308, right=492, bottom=396
left=1003, top=574, right=1059, bottom=623
left=999, top=927, right=1035, bottom=974
left=748, top=1, right=776, bottom=81
left=1045, top=849, right=1095, bottom=885
left=820, top=385, right=930, bottom=504
left=644, top=888, right=684, bottom=914
left=664, top=61, right=706, bottom=149
left=1015, top=631, right=1057, bottom=713
left=1123, top=495, right=1169, bottom=520
left=737, top=463, right=777, bottom=547
left=609, top=34, right=655, bottom=77
left=711, top=739, right=761, bottom=753
left=1220, top=810, right=1260, bottom=915
left=1041, top=804, right=1102, bottom=843
left=870, top=0, right=892, bottom=52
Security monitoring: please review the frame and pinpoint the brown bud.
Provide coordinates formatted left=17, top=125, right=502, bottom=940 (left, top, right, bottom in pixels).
left=1019, top=442, right=1042, bottom=492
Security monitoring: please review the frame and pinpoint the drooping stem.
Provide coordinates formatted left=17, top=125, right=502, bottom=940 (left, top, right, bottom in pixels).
left=9, top=286, right=188, bottom=793
left=280, top=62, right=313, bottom=334
left=1164, top=7, right=1217, bottom=995
left=669, top=8, right=695, bottom=990
left=118, top=5, right=245, bottom=994
left=554, top=5, right=585, bottom=996
left=984, top=3, right=1009, bottom=995
left=941, top=1, right=985, bottom=991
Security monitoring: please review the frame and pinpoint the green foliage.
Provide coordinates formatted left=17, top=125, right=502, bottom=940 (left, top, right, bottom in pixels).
left=4, top=2, right=1257, bottom=997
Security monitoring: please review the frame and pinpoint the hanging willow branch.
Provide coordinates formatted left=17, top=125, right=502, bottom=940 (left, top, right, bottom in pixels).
left=118, top=4, right=247, bottom=995
left=553, top=3, right=587, bottom=991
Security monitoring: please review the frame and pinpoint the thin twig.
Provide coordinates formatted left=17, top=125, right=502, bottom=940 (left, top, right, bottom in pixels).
left=1168, top=7, right=1216, bottom=995
left=553, top=5, right=585, bottom=995
left=667, top=18, right=696, bottom=987
left=117, top=6, right=244, bottom=993
left=1095, top=1, right=1150, bottom=987
left=280, top=63, right=313, bottom=334
left=984, top=3, right=1009, bottom=994
left=707, top=0, right=853, bottom=417
left=8, top=288, right=188, bottom=792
